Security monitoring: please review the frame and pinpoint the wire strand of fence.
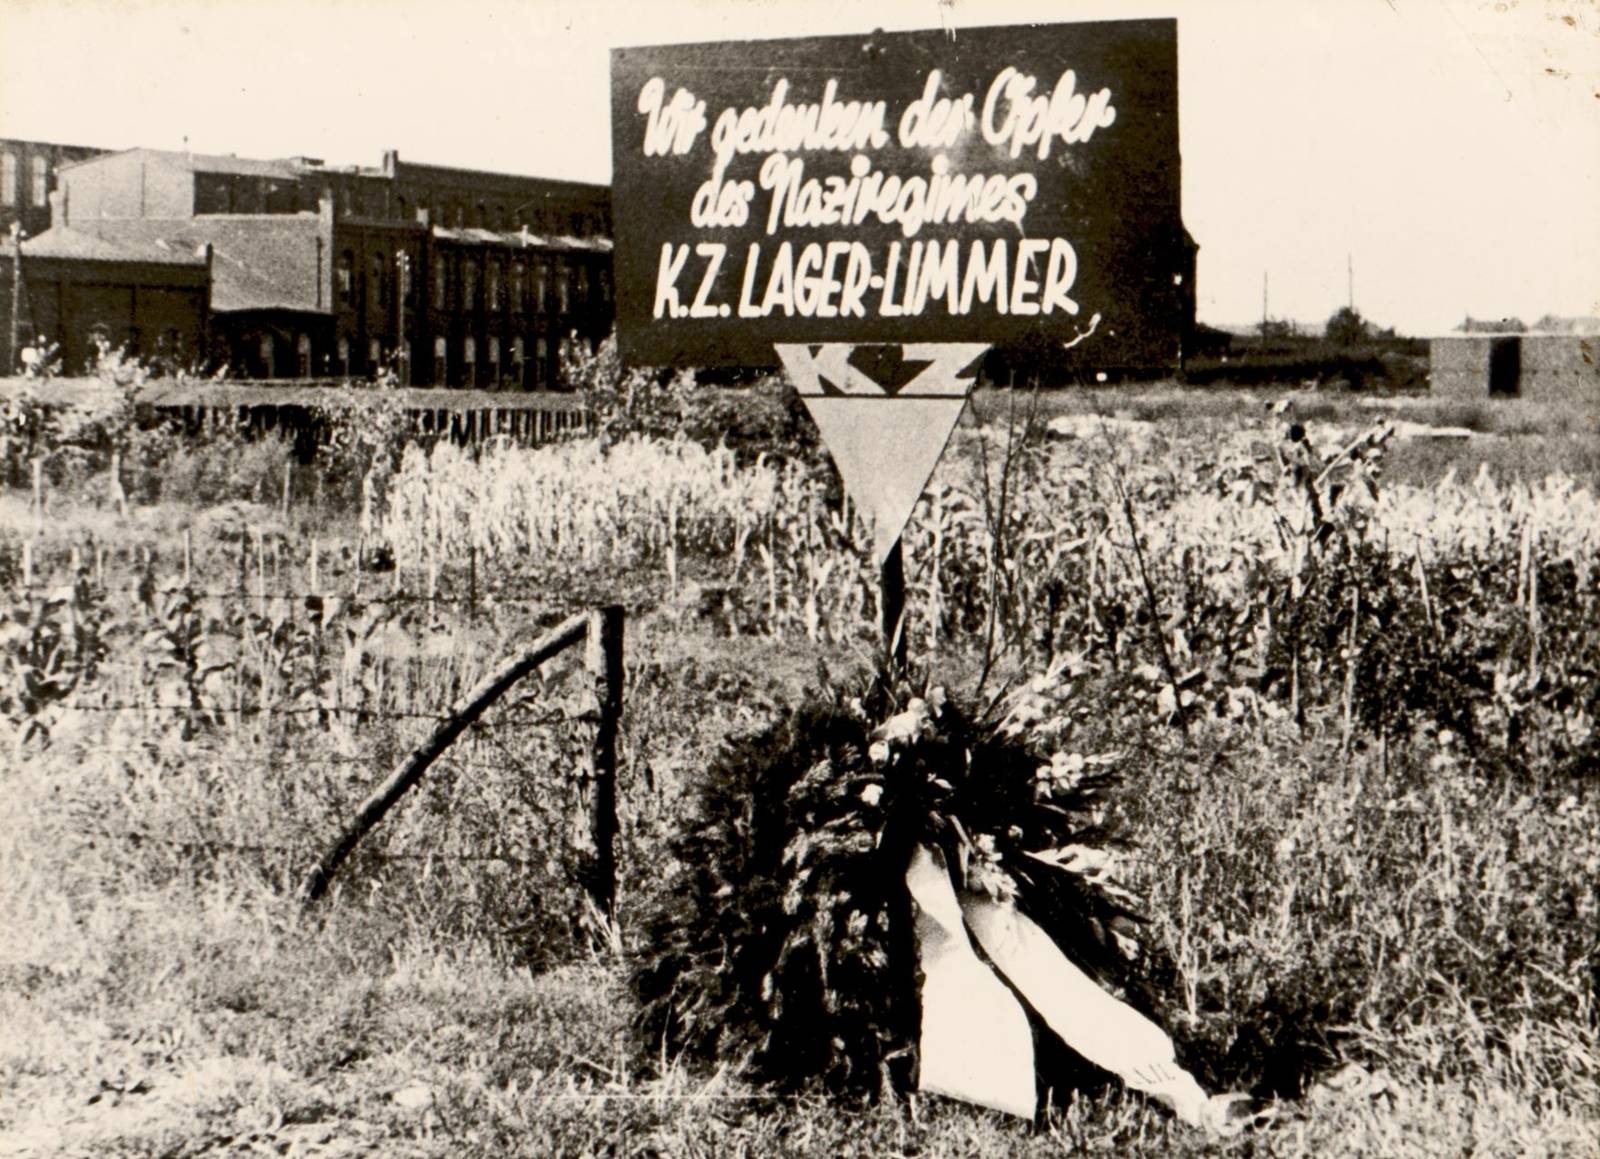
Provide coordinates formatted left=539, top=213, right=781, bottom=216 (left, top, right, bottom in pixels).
left=53, top=702, right=587, bottom=722
left=83, top=827, right=560, bottom=866
left=59, top=735, right=581, bottom=765
left=7, top=583, right=582, bottom=608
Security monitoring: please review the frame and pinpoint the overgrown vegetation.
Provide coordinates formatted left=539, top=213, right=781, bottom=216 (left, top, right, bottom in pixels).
left=1, top=355, right=1596, bottom=1155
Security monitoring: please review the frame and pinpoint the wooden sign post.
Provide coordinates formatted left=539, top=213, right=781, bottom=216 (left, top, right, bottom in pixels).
left=881, top=537, right=906, bottom=669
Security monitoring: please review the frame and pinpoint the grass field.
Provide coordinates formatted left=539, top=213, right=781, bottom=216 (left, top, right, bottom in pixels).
left=1, top=375, right=1596, bottom=1156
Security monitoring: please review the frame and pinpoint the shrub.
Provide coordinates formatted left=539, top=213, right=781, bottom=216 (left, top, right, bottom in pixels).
left=565, top=332, right=817, bottom=463
left=150, top=430, right=294, bottom=507
left=311, top=379, right=412, bottom=507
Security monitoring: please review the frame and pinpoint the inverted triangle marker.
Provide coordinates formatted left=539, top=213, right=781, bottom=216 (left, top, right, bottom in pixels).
left=800, top=397, right=968, bottom=565
left=777, top=343, right=987, bottom=566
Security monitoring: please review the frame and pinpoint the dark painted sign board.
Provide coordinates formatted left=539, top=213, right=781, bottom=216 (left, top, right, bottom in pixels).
left=609, top=19, right=1182, bottom=369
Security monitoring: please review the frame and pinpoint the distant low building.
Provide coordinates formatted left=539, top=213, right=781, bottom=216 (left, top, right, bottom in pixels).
left=7, top=145, right=614, bottom=384
left=1431, top=330, right=1599, bottom=402
left=0, top=224, right=211, bottom=373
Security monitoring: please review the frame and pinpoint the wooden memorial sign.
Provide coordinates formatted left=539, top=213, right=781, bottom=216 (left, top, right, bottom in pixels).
left=609, top=19, right=1183, bottom=370
left=610, top=19, right=1183, bottom=659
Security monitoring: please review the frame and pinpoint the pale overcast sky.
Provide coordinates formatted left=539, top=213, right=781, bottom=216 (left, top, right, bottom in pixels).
left=1, top=0, right=1595, bottom=335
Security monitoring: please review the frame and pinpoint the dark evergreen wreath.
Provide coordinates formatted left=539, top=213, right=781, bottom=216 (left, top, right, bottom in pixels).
left=632, top=663, right=1146, bottom=1098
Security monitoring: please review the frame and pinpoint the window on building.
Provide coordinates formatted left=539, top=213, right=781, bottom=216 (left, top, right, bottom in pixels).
left=337, top=336, right=350, bottom=377
left=512, top=336, right=525, bottom=366
left=462, top=258, right=479, bottom=311
left=396, top=195, right=408, bottom=222
left=488, top=337, right=501, bottom=383
left=576, top=263, right=590, bottom=306
left=337, top=251, right=355, bottom=304
left=535, top=338, right=549, bottom=387
left=415, top=202, right=430, bottom=225
left=463, top=337, right=477, bottom=385
left=369, top=338, right=383, bottom=371
left=473, top=202, right=486, bottom=227
left=432, top=254, right=448, bottom=309
left=488, top=262, right=502, bottom=311
left=30, top=156, right=48, bottom=208
left=598, top=267, right=612, bottom=306
left=511, top=262, right=526, bottom=313
left=453, top=204, right=465, bottom=228
left=258, top=334, right=275, bottom=377
left=297, top=334, right=312, bottom=377
left=1, top=153, right=16, bottom=207
left=556, top=262, right=571, bottom=314
left=433, top=336, right=448, bottom=385
left=398, top=250, right=415, bottom=306
left=368, top=252, right=387, bottom=308
left=534, top=263, right=549, bottom=312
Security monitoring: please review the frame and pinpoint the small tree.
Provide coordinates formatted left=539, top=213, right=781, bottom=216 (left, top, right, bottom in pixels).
left=1324, top=306, right=1368, bottom=347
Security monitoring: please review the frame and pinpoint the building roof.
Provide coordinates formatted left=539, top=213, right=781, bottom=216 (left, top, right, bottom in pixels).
left=60, top=146, right=307, bottom=180
left=1429, top=330, right=1599, bottom=341
left=0, top=136, right=113, bottom=155
left=431, top=225, right=611, bottom=253
left=392, top=156, right=609, bottom=197
left=20, top=225, right=207, bottom=266
left=72, top=216, right=331, bottom=314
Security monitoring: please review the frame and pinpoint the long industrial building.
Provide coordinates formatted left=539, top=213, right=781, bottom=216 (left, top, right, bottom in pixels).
left=1, top=140, right=614, bottom=386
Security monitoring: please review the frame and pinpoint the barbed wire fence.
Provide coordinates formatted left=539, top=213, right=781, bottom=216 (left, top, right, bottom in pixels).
left=6, top=525, right=629, bottom=958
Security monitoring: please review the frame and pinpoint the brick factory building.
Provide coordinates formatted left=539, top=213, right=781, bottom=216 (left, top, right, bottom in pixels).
left=0, top=226, right=211, bottom=373
left=6, top=145, right=614, bottom=384
left=0, top=137, right=112, bottom=241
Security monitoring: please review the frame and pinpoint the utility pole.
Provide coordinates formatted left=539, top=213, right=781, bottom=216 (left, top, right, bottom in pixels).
left=1261, top=270, right=1269, bottom=339
left=8, top=223, right=22, bottom=373
left=395, top=250, right=410, bottom=385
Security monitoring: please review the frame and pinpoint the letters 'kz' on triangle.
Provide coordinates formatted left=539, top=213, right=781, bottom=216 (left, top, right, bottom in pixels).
left=775, top=343, right=989, bottom=566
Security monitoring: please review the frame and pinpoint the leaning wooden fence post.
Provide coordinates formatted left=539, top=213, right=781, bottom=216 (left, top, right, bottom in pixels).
left=582, top=605, right=624, bottom=923
left=298, top=609, right=592, bottom=905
